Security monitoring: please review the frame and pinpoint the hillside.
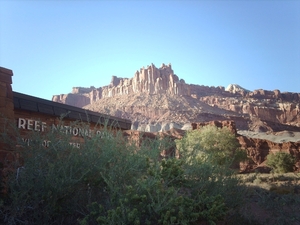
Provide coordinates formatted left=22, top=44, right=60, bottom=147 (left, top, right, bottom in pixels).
left=52, top=63, right=300, bottom=136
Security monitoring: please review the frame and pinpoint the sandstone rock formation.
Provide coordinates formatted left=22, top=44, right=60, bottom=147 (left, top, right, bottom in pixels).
left=52, top=63, right=226, bottom=107
left=200, top=92, right=300, bottom=129
left=192, top=120, right=238, bottom=135
left=52, top=63, right=300, bottom=134
left=226, top=84, right=250, bottom=94
left=52, top=93, right=91, bottom=108
left=237, top=135, right=300, bottom=166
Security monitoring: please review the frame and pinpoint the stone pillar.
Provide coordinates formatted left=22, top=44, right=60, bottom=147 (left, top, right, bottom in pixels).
left=0, top=67, right=14, bottom=118
left=0, top=67, right=15, bottom=182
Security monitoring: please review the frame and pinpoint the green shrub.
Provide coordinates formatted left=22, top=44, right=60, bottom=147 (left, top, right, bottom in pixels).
left=81, top=158, right=230, bottom=225
left=1, top=120, right=244, bottom=225
left=176, top=125, right=247, bottom=167
left=0, top=120, right=133, bottom=224
left=266, top=152, right=295, bottom=173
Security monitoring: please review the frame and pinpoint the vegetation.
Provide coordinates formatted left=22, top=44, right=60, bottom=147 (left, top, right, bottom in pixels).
left=0, top=121, right=299, bottom=225
left=176, top=125, right=247, bottom=167
left=238, top=172, right=300, bottom=225
left=266, top=152, right=296, bottom=173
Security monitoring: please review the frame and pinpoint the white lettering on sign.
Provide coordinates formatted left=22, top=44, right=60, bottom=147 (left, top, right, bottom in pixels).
left=21, top=138, right=30, bottom=146
left=21, top=138, right=79, bottom=148
left=69, top=142, right=81, bottom=148
left=18, top=118, right=47, bottom=132
left=18, top=118, right=26, bottom=129
left=17, top=118, right=103, bottom=149
left=42, top=140, right=51, bottom=147
left=73, top=127, right=78, bottom=136
left=51, top=124, right=93, bottom=137
left=17, top=117, right=104, bottom=139
left=27, top=119, right=33, bottom=130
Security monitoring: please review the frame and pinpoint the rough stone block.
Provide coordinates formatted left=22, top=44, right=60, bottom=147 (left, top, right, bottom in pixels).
left=0, top=74, right=12, bottom=84
left=0, top=82, right=6, bottom=88
left=0, top=67, right=13, bottom=83
left=0, top=107, right=14, bottom=118
left=6, top=84, right=13, bottom=99
left=6, top=99, right=14, bottom=111
left=0, top=85, right=6, bottom=97
left=0, top=97, right=6, bottom=107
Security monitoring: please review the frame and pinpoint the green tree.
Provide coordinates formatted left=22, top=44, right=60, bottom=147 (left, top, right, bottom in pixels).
left=176, top=125, right=246, bottom=166
left=266, top=152, right=295, bottom=173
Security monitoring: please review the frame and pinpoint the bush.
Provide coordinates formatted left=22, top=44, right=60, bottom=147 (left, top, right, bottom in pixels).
left=82, top=159, right=228, bottom=225
left=266, top=152, right=295, bottom=173
left=176, top=125, right=247, bottom=167
left=0, top=121, right=244, bottom=225
left=0, top=120, right=131, bottom=224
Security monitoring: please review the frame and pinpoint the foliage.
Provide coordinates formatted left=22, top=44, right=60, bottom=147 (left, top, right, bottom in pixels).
left=81, top=157, right=231, bottom=225
left=0, top=120, right=245, bottom=225
left=238, top=172, right=300, bottom=225
left=176, top=125, right=246, bottom=167
left=266, top=152, right=295, bottom=173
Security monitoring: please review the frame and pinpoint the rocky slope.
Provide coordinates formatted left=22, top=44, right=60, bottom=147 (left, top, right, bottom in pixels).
left=52, top=63, right=300, bottom=135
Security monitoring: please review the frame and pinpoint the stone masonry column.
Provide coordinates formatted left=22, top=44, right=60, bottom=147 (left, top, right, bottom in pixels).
left=0, top=67, right=15, bottom=183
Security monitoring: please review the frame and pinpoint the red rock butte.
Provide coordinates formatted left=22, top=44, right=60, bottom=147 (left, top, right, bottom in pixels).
left=52, top=63, right=226, bottom=107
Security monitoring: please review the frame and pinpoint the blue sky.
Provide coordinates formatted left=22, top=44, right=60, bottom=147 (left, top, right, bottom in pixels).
left=1, top=1, right=299, bottom=100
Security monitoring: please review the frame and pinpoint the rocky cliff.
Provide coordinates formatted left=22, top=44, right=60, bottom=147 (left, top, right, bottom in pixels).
left=52, top=63, right=300, bottom=134
left=52, top=63, right=226, bottom=106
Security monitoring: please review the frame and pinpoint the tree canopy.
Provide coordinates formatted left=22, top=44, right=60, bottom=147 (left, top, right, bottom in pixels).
left=176, top=125, right=246, bottom=166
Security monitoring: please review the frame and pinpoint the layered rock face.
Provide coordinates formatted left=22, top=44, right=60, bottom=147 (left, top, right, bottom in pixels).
left=52, top=63, right=300, bottom=133
left=237, top=135, right=300, bottom=166
left=102, top=63, right=189, bottom=96
left=200, top=90, right=300, bottom=129
left=52, top=86, right=95, bottom=108
left=52, top=63, right=226, bottom=106
left=52, top=93, right=91, bottom=108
